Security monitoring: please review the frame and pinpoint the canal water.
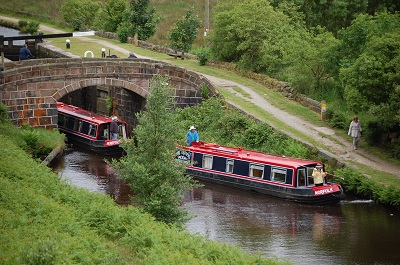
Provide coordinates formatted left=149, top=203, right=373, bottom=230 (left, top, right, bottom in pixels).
left=0, top=26, right=28, bottom=45
left=52, top=147, right=400, bottom=265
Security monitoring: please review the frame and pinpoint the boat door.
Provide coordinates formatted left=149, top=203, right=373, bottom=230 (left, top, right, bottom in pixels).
left=119, top=123, right=127, bottom=139
left=297, top=167, right=316, bottom=187
left=297, top=168, right=306, bottom=187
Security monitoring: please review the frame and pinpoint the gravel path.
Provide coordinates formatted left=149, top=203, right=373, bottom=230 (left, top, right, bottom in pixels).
left=2, top=15, right=399, bottom=176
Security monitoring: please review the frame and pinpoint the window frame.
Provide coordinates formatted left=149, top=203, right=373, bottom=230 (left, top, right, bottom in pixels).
left=249, top=163, right=264, bottom=178
left=271, top=167, right=287, bottom=183
left=226, top=159, right=234, bottom=173
left=202, top=155, right=213, bottom=169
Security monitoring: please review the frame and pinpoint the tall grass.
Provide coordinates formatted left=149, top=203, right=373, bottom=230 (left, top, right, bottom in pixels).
left=0, top=122, right=290, bottom=264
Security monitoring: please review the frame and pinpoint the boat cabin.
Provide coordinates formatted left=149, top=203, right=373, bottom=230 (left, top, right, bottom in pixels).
left=177, top=141, right=345, bottom=205
left=57, top=102, right=128, bottom=156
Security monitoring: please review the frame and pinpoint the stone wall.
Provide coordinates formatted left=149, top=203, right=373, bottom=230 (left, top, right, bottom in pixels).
left=0, top=58, right=216, bottom=129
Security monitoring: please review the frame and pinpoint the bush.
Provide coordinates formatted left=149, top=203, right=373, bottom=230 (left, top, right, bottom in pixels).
left=364, top=120, right=384, bottom=146
left=0, top=103, right=8, bottom=122
left=326, top=108, right=348, bottom=129
left=18, top=20, right=39, bottom=35
left=117, top=24, right=130, bottom=43
left=195, top=47, right=210, bottom=66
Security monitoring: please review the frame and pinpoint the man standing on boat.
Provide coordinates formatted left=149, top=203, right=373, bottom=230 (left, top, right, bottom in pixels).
left=312, top=164, right=326, bottom=186
left=110, top=116, right=119, bottom=140
left=186, top=125, right=199, bottom=146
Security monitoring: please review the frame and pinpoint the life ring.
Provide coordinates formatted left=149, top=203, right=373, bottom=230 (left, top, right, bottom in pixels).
left=84, top=50, right=94, bottom=58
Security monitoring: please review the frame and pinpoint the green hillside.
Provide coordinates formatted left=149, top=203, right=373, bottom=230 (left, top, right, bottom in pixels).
left=0, top=0, right=218, bottom=46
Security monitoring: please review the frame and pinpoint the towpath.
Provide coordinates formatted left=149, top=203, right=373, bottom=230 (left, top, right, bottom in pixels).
left=1, top=15, right=399, bottom=177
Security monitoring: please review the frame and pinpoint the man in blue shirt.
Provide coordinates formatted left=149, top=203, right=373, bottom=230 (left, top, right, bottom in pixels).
left=19, top=44, right=34, bottom=60
left=186, top=125, right=199, bottom=146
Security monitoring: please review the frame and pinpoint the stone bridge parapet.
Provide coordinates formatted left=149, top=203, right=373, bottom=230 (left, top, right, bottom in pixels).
left=0, top=58, right=216, bottom=128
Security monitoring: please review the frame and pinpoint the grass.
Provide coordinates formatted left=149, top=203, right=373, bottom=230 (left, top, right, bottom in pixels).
left=0, top=115, right=290, bottom=265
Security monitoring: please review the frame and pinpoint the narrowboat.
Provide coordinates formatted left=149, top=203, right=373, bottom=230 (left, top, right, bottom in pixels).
left=57, top=102, right=128, bottom=156
left=177, top=141, right=345, bottom=205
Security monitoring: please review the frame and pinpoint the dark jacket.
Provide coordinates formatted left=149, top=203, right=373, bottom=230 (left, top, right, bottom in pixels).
left=19, top=46, right=34, bottom=61
left=110, top=120, right=119, bottom=134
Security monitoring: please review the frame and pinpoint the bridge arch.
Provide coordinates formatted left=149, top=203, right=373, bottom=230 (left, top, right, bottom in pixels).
left=0, top=58, right=216, bottom=129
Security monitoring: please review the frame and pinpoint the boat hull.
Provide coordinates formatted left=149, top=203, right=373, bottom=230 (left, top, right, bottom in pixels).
left=186, top=167, right=345, bottom=205
left=60, top=129, right=125, bottom=156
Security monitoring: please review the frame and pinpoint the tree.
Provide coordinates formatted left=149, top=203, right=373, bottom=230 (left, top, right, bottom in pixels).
left=127, top=0, right=160, bottom=41
left=61, top=0, right=101, bottom=30
left=168, top=7, right=201, bottom=52
left=111, top=75, right=199, bottom=226
left=94, top=0, right=127, bottom=32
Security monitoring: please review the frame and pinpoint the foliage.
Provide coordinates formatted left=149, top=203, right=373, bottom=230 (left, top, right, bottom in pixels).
left=176, top=98, right=315, bottom=159
left=0, top=115, right=65, bottom=159
left=194, top=47, right=210, bottom=66
left=112, top=76, right=200, bottom=225
left=60, top=0, right=101, bottom=30
left=334, top=167, right=400, bottom=208
left=93, top=0, right=127, bottom=32
left=0, top=131, right=286, bottom=264
left=18, top=20, right=39, bottom=35
left=168, top=7, right=201, bottom=52
left=337, top=12, right=400, bottom=150
left=105, top=96, right=113, bottom=113
left=127, top=0, right=160, bottom=41
left=116, top=22, right=130, bottom=43
left=0, top=103, right=8, bottom=122
left=325, top=108, right=348, bottom=129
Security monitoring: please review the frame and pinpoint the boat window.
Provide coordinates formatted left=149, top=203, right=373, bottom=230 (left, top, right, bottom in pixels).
left=202, top=155, right=213, bottom=169
left=77, top=120, right=83, bottom=132
left=66, top=117, right=76, bottom=130
left=249, top=164, right=264, bottom=178
left=297, top=168, right=306, bottom=187
left=57, top=114, right=65, bottom=126
left=88, top=124, right=97, bottom=137
left=307, top=167, right=314, bottom=186
left=99, top=124, right=109, bottom=139
left=271, top=167, right=286, bottom=183
left=226, top=159, right=234, bottom=173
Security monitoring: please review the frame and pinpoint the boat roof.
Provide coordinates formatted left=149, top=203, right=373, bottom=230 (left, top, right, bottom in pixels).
left=188, top=142, right=322, bottom=169
left=57, top=102, right=124, bottom=125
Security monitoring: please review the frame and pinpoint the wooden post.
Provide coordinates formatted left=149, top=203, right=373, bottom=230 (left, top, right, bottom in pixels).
left=0, top=35, right=4, bottom=71
left=321, top=100, right=326, bottom=120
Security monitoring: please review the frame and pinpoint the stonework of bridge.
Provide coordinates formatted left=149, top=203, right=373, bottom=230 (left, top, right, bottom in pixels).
left=0, top=58, right=216, bottom=129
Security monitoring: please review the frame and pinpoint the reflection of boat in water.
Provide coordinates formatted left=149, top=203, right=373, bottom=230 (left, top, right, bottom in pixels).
left=184, top=181, right=343, bottom=238
left=177, top=141, right=345, bottom=205
left=57, top=102, right=128, bottom=156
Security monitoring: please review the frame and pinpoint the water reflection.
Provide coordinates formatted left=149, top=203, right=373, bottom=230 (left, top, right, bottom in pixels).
left=53, top=148, right=400, bottom=265
left=53, top=147, right=131, bottom=204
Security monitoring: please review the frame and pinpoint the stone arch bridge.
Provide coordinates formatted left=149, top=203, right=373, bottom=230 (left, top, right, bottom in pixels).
left=0, top=58, right=216, bottom=129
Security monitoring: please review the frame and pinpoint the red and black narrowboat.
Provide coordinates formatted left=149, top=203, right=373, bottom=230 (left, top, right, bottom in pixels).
left=57, top=102, right=128, bottom=156
left=177, top=141, right=345, bottom=205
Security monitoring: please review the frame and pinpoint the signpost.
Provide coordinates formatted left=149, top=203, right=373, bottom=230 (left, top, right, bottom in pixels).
left=321, top=100, right=327, bottom=120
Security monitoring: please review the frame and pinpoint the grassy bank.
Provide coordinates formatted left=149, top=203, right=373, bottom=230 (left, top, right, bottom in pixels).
left=0, top=123, right=288, bottom=264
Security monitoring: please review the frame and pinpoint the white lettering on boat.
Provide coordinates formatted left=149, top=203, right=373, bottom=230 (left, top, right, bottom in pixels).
left=105, top=141, right=120, bottom=146
left=314, top=187, right=334, bottom=196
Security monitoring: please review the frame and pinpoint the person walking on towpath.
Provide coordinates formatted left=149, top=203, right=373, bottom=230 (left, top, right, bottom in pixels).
left=348, top=116, right=362, bottom=150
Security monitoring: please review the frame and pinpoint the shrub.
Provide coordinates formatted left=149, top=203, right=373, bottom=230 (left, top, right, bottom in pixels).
left=364, top=120, right=384, bottom=146
left=117, top=24, right=130, bottom=43
left=0, top=103, right=8, bottom=122
left=195, top=47, right=209, bottom=66
left=326, top=108, right=348, bottom=129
